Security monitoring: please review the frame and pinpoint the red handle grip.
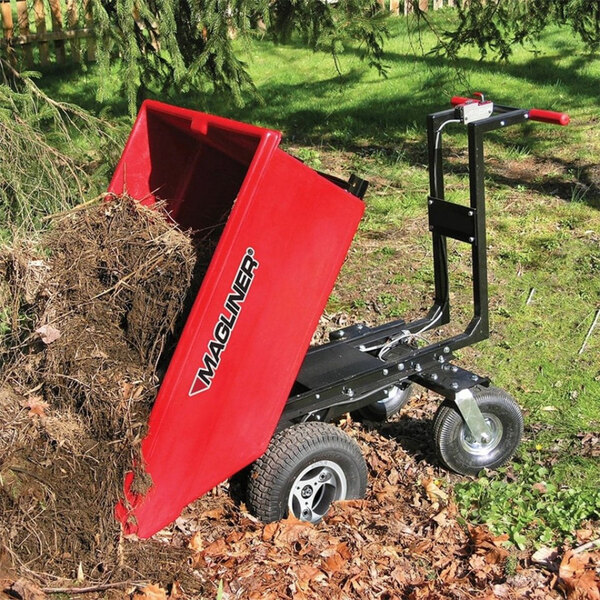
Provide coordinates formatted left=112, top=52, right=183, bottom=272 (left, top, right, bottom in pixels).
left=451, top=95, right=474, bottom=106
left=528, top=108, right=570, bottom=126
left=451, top=96, right=570, bottom=126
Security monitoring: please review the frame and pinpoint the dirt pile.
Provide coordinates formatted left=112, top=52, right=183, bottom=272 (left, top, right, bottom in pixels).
left=0, top=197, right=202, bottom=578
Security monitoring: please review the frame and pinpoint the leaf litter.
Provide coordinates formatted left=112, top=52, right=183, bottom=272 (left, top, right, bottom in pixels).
left=0, top=199, right=598, bottom=599
left=173, top=411, right=600, bottom=599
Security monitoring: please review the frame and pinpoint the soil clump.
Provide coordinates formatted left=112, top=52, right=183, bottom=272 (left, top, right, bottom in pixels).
left=0, top=196, right=205, bottom=579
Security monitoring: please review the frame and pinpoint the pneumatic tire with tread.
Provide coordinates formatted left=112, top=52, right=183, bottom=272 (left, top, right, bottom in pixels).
left=433, top=385, right=523, bottom=476
left=247, top=422, right=367, bottom=524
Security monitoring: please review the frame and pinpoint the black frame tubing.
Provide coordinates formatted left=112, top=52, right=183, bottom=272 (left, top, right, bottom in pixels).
left=280, top=104, right=531, bottom=425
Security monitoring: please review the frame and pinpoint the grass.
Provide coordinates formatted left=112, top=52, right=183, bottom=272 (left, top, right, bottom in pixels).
left=20, top=12, right=600, bottom=548
left=455, top=451, right=600, bottom=550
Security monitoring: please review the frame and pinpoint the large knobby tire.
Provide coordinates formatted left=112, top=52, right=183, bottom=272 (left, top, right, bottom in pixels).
left=247, top=422, right=367, bottom=524
left=358, top=383, right=414, bottom=422
left=433, top=386, right=524, bottom=476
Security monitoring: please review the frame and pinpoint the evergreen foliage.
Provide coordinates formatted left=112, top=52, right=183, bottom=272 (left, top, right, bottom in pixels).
left=89, top=0, right=387, bottom=113
left=0, top=0, right=387, bottom=229
left=0, top=0, right=386, bottom=115
left=428, top=0, right=600, bottom=60
left=0, top=60, right=118, bottom=235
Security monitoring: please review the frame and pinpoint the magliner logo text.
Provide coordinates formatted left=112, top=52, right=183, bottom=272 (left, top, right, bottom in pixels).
left=189, top=248, right=259, bottom=396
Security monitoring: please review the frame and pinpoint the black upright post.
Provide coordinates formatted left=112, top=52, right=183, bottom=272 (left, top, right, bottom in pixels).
left=427, top=110, right=455, bottom=326
left=467, top=123, right=490, bottom=341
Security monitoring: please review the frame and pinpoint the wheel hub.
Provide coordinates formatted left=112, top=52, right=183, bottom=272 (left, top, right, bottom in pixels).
left=288, top=460, right=347, bottom=524
left=301, top=485, right=313, bottom=499
left=459, top=413, right=503, bottom=456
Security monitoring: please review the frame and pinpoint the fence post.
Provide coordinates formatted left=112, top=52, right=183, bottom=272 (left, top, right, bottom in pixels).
left=1, top=0, right=13, bottom=42
left=1, top=0, right=17, bottom=66
left=32, top=0, right=49, bottom=65
left=83, top=0, right=95, bottom=61
left=66, top=0, right=80, bottom=62
left=419, top=0, right=428, bottom=10
left=48, top=0, right=65, bottom=63
left=16, top=0, right=33, bottom=67
left=390, top=0, right=400, bottom=14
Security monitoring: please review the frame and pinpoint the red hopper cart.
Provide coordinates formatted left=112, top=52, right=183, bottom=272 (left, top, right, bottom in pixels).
left=109, top=97, right=569, bottom=536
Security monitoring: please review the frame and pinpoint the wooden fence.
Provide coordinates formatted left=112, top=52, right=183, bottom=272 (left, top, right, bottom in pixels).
left=1, top=0, right=453, bottom=69
left=385, top=0, right=454, bottom=15
left=0, top=0, right=94, bottom=67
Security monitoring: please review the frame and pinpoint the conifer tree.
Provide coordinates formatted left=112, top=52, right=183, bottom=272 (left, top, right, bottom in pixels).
left=90, top=0, right=387, bottom=112
left=425, top=0, right=600, bottom=60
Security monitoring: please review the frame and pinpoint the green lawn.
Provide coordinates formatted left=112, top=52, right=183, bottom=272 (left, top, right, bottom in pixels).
left=30, top=13, right=600, bottom=548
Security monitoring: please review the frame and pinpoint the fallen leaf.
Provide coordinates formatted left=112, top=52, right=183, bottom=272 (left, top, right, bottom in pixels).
left=294, top=563, right=323, bottom=591
left=577, top=529, right=595, bottom=544
left=439, top=560, right=459, bottom=583
left=35, top=324, right=61, bottom=344
left=203, top=507, right=225, bottom=520
left=470, top=525, right=497, bottom=548
left=572, top=570, right=600, bottom=600
left=422, top=477, right=448, bottom=509
left=558, top=549, right=600, bottom=599
left=375, top=484, right=397, bottom=502
left=262, top=521, right=278, bottom=542
left=226, top=530, right=245, bottom=544
left=202, top=538, right=227, bottom=557
left=21, top=396, right=49, bottom=418
left=390, top=564, right=408, bottom=585
left=468, top=525, right=509, bottom=565
left=274, top=516, right=317, bottom=545
left=491, top=583, right=515, bottom=598
left=322, top=550, right=346, bottom=574
left=11, top=579, right=46, bottom=600
left=433, top=508, right=448, bottom=526
left=169, top=582, right=183, bottom=599
left=188, top=532, right=203, bottom=552
left=335, top=542, right=351, bottom=560
left=121, top=382, right=133, bottom=399
left=133, top=583, right=168, bottom=600
left=531, top=546, right=559, bottom=568
left=560, top=549, right=589, bottom=582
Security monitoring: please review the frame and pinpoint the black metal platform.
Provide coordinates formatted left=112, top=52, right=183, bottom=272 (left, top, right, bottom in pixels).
left=296, top=343, right=382, bottom=390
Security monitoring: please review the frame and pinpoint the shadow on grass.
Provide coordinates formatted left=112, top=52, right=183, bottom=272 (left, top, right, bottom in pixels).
left=37, top=41, right=599, bottom=210
left=491, top=158, right=600, bottom=209
left=194, top=49, right=598, bottom=142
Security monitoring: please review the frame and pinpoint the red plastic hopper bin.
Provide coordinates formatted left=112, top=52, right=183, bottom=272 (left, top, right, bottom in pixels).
left=108, top=100, right=365, bottom=537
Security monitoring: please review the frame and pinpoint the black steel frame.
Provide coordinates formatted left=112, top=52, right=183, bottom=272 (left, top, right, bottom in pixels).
left=280, top=103, right=532, bottom=428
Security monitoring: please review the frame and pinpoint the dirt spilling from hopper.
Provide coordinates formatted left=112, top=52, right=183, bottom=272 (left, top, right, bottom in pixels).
left=0, top=196, right=208, bottom=579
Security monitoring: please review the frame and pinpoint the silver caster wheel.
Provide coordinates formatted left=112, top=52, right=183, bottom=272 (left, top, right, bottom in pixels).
left=433, top=386, right=523, bottom=476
